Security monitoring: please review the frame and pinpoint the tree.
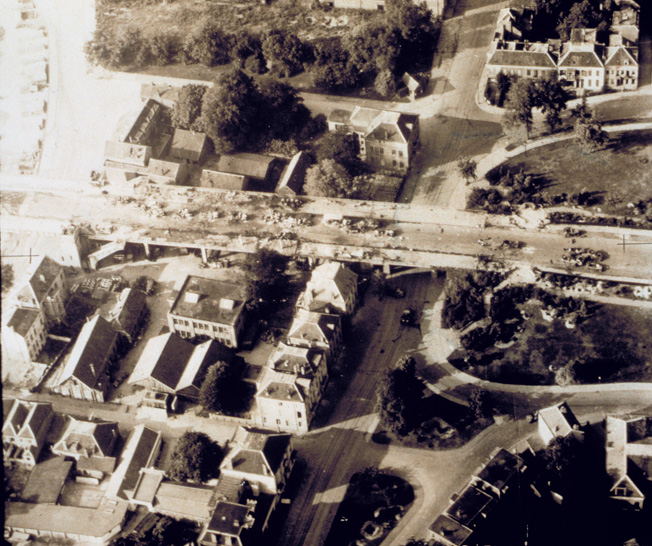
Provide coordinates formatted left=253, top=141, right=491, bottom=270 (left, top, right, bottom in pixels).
left=534, top=76, right=569, bottom=132
left=261, top=29, right=306, bottom=76
left=244, top=248, right=291, bottom=310
left=457, top=157, right=478, bottom=184
left=468, top=387, right=493, bottom=419
left=171, top=84, right=208, bottom=131
left=555, top=364, right=576, bottom=386
left=148, top=33, right=178, bottom=66
left=1, top=262, right=14, bottom=293
left=376, top=356, right=424, bottom=436
left=200, top=70, right=262, bottom=153
left=258, top=80, right=311, bottom=141
left=183, top=23, right=233, bottom=66
left=167, top=432, right=221, bottom=482
left=556, top=0, right=602, bottom=40
left=199, top=361, right=236, bottom=413
left=374, top=69, right=398, bottom=98
left=570, top=95, right=592, bottom=123
left=575, top=117, right=608, bottom=152
left=496, top=72, right=514, bottom=107
left=503, top=79, right=537, bottom=138
left=542, top=434, right=583, bottom=482
left=304, top=159, right=359, bottom=199
left=386, top=0, right=439, bottom=43
left=316, top=132, right=361, bottom=175
left=230, top=31, right=262, bottom=68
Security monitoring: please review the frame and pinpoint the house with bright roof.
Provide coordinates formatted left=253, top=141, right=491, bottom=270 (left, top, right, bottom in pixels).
left=486, top=42, right=558, bottom=81
left=558, top=30, right=605, bottom=92
left=296, top=261, right=358, bottom=316
left=51, top=315, right=118, bottom=402
left=51, top=417, right=120, bottom=480
left=327, top=106, right=420, bottom=174
left=287, top=308, right=342, bottom=361
left=605, top=415, right=652, bottom=510
left=168, top=275, right=249, bottom=348
left=2, top=398, right=53, bottom=468
left=604, top=42, right=638, bottom=90
left=537, top=401, right=584, bottom=446
left=128, top=333, right=232, bottom=400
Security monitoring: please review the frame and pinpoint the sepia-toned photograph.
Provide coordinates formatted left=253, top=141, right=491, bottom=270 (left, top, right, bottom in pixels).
left=1, top=0, right=651, bottom=545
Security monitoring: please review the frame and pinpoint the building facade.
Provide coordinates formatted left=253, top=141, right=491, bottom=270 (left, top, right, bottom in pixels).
left=2, top=399, right=53, bottom=468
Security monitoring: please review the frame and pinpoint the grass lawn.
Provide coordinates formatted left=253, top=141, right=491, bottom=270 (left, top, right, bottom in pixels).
left=450, top=302, right=652, bottom=385
left=500, top=130, right=652, bottom=215
left=324, top=470, right=414, bottom=546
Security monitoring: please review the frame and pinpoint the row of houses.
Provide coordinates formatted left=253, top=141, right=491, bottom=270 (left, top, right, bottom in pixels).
left=487, top=3, right=640, bottom=93
left=4, top=397, right=295, bottom=546
left=428, top=402, right=652, bottom=546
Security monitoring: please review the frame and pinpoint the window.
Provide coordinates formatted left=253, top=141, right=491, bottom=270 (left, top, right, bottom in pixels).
left=391, top=149, right=396, bottom=156
left=526, top=70, right=531, bottom=76
left=297, top=412, right=302, bottom=418
left=276, top=419, right=281, bottom=425
left=399, top=151, right=403, bottom=157
left=286, top=421, right=289, bottom=426
left=400, top=162, right=404, bottom=168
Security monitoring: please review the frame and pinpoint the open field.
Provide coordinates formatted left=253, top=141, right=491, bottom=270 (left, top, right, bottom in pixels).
left=499, top=130, right=652, bottom=215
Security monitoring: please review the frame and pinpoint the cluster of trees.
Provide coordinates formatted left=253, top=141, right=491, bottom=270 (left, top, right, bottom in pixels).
left=376, top=356, right=425, bottom=437
left=531, top=0, right=613, bottom=41
left=467, top=187, right=511, bottom=215
left=441, top=271, right=503, bottom=330
left=111, top=517, right=198, bottom=546
left=312, top=0, right=440, bottom=94
left=571, top=97, right=608, bottom=152
left=1, top=262, right=14, bottom=293
left=167, top=432, right=222, bottom=483
left=198, top=357, right=251, bottom=415
left=503, top=76, right=570, bottom=137
left=243, top=248, right=291, bottom=313
left=170, top=72, right=322, bottom=153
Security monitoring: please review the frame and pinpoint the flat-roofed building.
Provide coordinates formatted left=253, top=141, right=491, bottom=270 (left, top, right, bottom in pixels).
left=168, top=275, right=248, bottom=348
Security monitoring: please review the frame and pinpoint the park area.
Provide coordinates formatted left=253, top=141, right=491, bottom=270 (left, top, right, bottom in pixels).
left=323, top=469, right=414, bottom=546
left=449, top=301, right=652, bottom=386
left=498, top=130, right=652, bottom=216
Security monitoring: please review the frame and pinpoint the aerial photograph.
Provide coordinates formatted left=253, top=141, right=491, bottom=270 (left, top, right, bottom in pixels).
left=1, top=0, right=651, bottom=544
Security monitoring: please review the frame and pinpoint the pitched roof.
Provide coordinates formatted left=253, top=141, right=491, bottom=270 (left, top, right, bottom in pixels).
left=200, top=170, right=248, bottom=191
left=110, top=288, right=147, bottom=334
left=170, top=276, right=247, bottom=326
left=153, top=481, right=217, bottom=520
left=21, top=456, right=72, bottom=504
left=53, top=417, right=119, bottom=458
left=107, top=425, right=161, bottom=499
left=488, top=49, right=557, bottom=68
left=605, top=46, right=637, bottom=66
left=288, top=309, right=340, bottom=346
left=447, top=484, right=494, bottom=527
left=429, top=513, right=472, bottom=546
left=269, top=343, right=325, bottom=377
left=129, top=333, right=195, bottom=389
left=57, top=315, right=117, bottom=389
left=6, top=306, right=41, bottom=337
left=18, top=255, right=63, bottom=304
left=538, top=402, right=581, bottom=438
left=300, top=262, right=357, bottom=310
left=2, top=399, right=51, bottom=440
left=257, top=369, right=304, bottom=402
left=170, top=129, right=207, bottom=160
left=276, top=152, right=310, bottom=195
left=332, top=107, right=419, bottom=144
left=559, top=49, right=603, bottom=68
left=148, top=158, right=183, bottom=179
left=476, top=448, right=523, bottom=491
left=228, top=427, right=291, bottom=475
left=216, top=153, right=275, bottom=181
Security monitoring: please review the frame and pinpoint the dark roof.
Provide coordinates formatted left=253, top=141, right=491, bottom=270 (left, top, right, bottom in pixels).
left=261, top=434, right=291, bottom=473
left=276, top=152, right=309, bottom=195
left=207, top=502, right=251, bottom=536
left=559, top=50, right=603, bottom=68
left=170, top=276, right=247, bottom=326
left=55, top=418, right=119, bottom=458
left=21, top=457, right=72, bottom=504
left=488, top=49, right=556, bottom=68
left=447, top=485, right=494, bottom=527
left=117, top=426, right=160, bottom=496
left=476, top=449, right=522, bottom=490
left=216, top=153, right=275, bottom=181
left=25, top=255, right=63, bottom=303
left=605, top=46, right=637, bottom=66
left=328, top=109, right=353, bottom=124
left=170, top=129, right=207, bottom=160
left=7, top=307, right=41, bottom=337
left=124, top=99, right=162, bottom=145
left=112, top=288, right=147, bottom=334
left=200, top=170, right=248, bottom=191
left=429, top=514, right=472, bottom=546
left=132, top=333, right=195, bottom=389
left=58, top=316, right=117, bottom=389
left=21, top=403, right=52, bottom=439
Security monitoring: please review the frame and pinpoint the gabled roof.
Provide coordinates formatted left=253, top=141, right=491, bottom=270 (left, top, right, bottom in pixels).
left=559, top=49, right=603, bottom=68
left=17, top=255, right=63, bottom=305
left=3, top=399, right=51, bottom=439
left=110, top=288, right=147, bottom=334
left=476, top=448, right=523, bottom=491
left=288, top=308, right=340, bottom=346
left=107, top=425, right=161, bottom=499
left=153, top=481, right=217, bottom=520
left=333, top=106, right=419, bottom=144
left=216, top=153, right=275, bottom=181
left=228, top=426, right=291, bottom=476
left=300, top=262, right=357, bottom=310
left=276, top=151, right=310, bottom=195
left=429, top=513, right=472, bottom=546
left=170, top=129, right=207, bottom=158
left=129, top=333, right=195, bottom=389
left=447, top=484, right=494, bottom=527
left=53, top=417, right=119, bottom=458
left=256, top=368, right=304, bottom=402
left=148, top=158, right=183, bottom=179
left=610, top=474, right=645, bottom=499
left=605, top=46, right=638, bottom=67
left=488, top=49, right=557, bottom=68
left=6, top=306, right=41, bottom=337
left=57, top=315, right=117, bottom=389
left=200, top=170, right=248, bottom=191
left=269, top=343, right=325, bottom=377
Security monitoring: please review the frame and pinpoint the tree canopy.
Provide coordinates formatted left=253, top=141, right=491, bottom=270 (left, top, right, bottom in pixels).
left=304, top=159, right=360, bottom=199
left=468, top=387, right=493, bottom=419
left=244, top=248, right=291, bottom=311
left=376, top=356, right=425, bottom=436
left=457, top=157, right=478, bottom=184
left=533, top=76, right=569, bottom=132
left=258, top=80, right=311, bottom=142
left=167, top=432, right=222, bottom=482
left=261, top=29, right=308, bottom=76
left=316, top=132, right=362, bottom=175
left=198, top=357, right=249, bottom=415
left=171, top=84, right=207, bottom=132
left=1, top=262, right=14, bottom=293
left=503, top=79, right=537, bottom=138
left=183, top=23, right=233, bottom=66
